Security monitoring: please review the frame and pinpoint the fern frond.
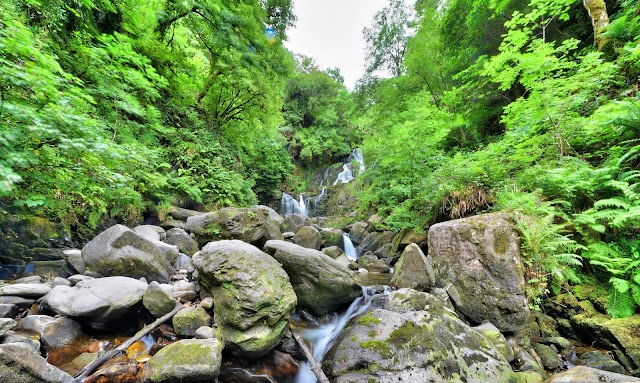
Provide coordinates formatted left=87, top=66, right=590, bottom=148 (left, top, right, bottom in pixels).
left=593, top=198, right=630, bottom=210
left=610, top=277, right=631, bottom=293
left=608, top=287, right=636, bottom=318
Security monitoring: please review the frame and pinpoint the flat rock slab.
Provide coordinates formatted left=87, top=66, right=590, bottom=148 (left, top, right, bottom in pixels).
left=0, top=283, right=51, bottom=298
left=43, top=276, right=148, bottom=322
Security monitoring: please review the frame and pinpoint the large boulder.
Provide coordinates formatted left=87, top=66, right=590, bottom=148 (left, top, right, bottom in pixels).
left=143, top=281, right=176, bottom=318
left=81, top=224, right=175, bottom=283
left=428, top=213, right=529, bottom=331
left=390, top=244, right=435, bottom=291
left=356, top=231, right=395, bottom=254
left=542, top=366, right=640, bottom=382
left=282, top=214, right=310, bottom=234
left=172, top=306, right=211, bottom=337
left=291, top=226, right=322, bottom=250
left=263, top=240, right=362, bottom=316
left=324, top=288, right=517, bottom=383
left=0, top=343, right=75, bottom=383
left=348, top=221, right=369, bottom=245
left=16, top=315, right=83, bottom=348
left=142, top=338, right=224, bottom=383
left=164, top=228, right=199, bottom=256
left=185, top=207, right=283, bottom=246
left=42, top=276, right=147, bottom=326
left=192, top=240, right=296, bottom=357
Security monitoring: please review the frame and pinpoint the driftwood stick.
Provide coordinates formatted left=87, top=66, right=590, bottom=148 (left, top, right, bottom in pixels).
left=75, top=302, right=183, bottom=381
left=289, top=324, right=331, bottom=383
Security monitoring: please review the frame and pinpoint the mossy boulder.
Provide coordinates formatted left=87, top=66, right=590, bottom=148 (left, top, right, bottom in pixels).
left=356, top=231, right=395, bottom=255
left=428, top=213, right=529, bottom=331
left=186, top=207, right=283, bottom=246
left=143, top=281, right=176, bottom=318
left=81, top=224, right=175, bottom=283
left=142, top=338, right=223, bottom=383
left=390, top=244, right=435, bottom=291
left=164, top=228, right=199, bottom=256
left=473, top=322, right=515, bottom=363
left=542, top=366, right=640, bottom=382
left=320, top=228, right=343, bottom=248
left=292, top=226, right=322, bottom=250
left=263, top=240, right=361, bottom=316
left=192, top=240, right=296, bottom=357
left=172, top=306, right=211, bottom=337
left=324, top=288, right=517, bottom=383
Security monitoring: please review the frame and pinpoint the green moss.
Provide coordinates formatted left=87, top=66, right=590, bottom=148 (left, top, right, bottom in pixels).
left=367, top=329, right=377, bottom=337
left=149, top=342, right=215, bottom=381
left=388, top=321, right=420, bottom=348
left=356, top=312, right=381, bottom=326
left=360, top=340, right=392, bottom=358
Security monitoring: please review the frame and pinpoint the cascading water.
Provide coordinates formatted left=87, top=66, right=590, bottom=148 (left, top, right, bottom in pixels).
left=293, top=286, right=390, bottom=383
left=342, top=233, right=359, bottom=260
left=281, top=192, right=308, bottom=217
left=333, top=148, right=366, bottom=185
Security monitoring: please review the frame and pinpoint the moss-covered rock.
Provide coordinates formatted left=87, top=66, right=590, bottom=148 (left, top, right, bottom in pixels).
left=142, top=338, right=223, bottom=382
left=143, top=281, right=176, bottom=318
left=173, top=307, right=210, bottom=337
left=192, top=240, right=296, bottom=357
left=390, top=244, right=435, bottom=291
left=292, top=226, right=322, bottom=250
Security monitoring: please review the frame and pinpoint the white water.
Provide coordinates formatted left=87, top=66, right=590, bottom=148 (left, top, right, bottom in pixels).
left=293, top=286, right=388, bottom=383
left=333, top=148, right=366, bottom=185
left=343, top=233, right=359, bottom=260
left=281, top=192, right=308, bottom=217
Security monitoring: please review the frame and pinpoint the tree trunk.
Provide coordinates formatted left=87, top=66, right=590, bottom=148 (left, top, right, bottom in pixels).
left=583, top=0, right=610, bottom=50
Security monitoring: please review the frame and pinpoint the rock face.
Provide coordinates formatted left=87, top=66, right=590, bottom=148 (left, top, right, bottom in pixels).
left=390, top=243, right=435, bottom=291
left=185, top=207, right=283, bottom=246
left=263, top=240, right=362, bottom=316
left=192, top=240, right=296, bottom=356
left=81, top=224, right=175, bottom=283
left=428, top=213, right=529, bottom=331
left=324, top=288, right=517, bottom=383
left=0, top=343, right=75, bottom=383
left=142, top=338, right=224, bottom=383
left=291, top=226, right=322, bottom=250
left=43, top=276, right=148, bottom=324
left=542, top=366, right=640, bottom=382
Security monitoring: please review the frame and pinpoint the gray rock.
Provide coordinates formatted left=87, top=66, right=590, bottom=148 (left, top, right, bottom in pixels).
left=42, top=276, right=148, bottom=323
left=390, top=243, right=435, bottom=291
left=282, top=214, right=310, bottom=234
left=428, top=213, right=529, bottom=331
left=174, top=253, right=192, bottom=269
left=200, top=297, right=214, bottom=311
left=68, top=274, right=93, bottom=285
left=185, top=207, right=283, bottom=246
left=143, top=281, right=176, bottom=318
left=0, top=304, right=18, bottom=318
left=282, top=232, right=295, bottom=239
left=473, top=322, right=515, bottom=363
left=173, top=306, right=211, bottom=337
left=292, top=226, right=322, bottom=250
left=577, top=351, right=627, bottom=375
left=1, top=330, right=41, bottom=353
left=334, top=254, right=352, bottom=268
left=14, top=276, right=42, bottom=284
left=81, top=224, right=175, bottom=283
left=195, top=326, right=216, bottom=339
left=133, top=225, right=165, bottom=242
left=0, top=296, right=35, bottom=308
left=169, top=207, right=203, bottom=220
left=50, top=277, right=71, bottom=287
left=322, top=246, right=344, bottom=259
left=0, top=283, right=51, bottom=298
left=192, top=240, right=296, bottom=356
left=165, top=228, right=199, bottom=256
left=320, top=228, right=343, bottom=247
left=0, top=343, right=75, bottom=383
left=16, top=315, right=82, bottom=348
left=62, top=249, right=85, bottom=274
left=533, top=343, right=561, bottom=370
left=0, top=318, right=16, bottom=336
left=348, top=221, right=369, bottom=245
left=256, top=205, right=284, bottom=227
left=542, top=366, right=640, bottom=382
left=356, top=230, right=395, bottom=254
left=325, top=290, right=517, bottom=383
left=142, top=338, right=223, bottom=383
left=263, top=240, right=361, bottom=316
left=357, top=253, right=388, bottom=272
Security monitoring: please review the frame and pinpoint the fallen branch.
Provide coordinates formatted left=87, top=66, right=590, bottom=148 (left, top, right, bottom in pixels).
left=289, top=324, right=331, bottom=383
left=75, top=302, right=183, bottom=381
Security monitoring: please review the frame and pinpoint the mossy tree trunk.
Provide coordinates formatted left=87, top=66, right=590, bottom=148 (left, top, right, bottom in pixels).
left=583, top=0, right=610, bottom=50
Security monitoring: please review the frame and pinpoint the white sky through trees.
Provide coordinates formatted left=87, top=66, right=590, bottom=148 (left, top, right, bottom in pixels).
left=285, top=0, right=389, bottom=89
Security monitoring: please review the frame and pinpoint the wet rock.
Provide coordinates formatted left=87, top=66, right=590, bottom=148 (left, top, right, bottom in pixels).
left=536, top=337, right=575, bottom=359
left=164, top=228, right=199, bottom=256
left=0, top=296, right=35, bottom=308
left=0, top=283, right=51, bottom=298
left=17, top=315, right=82, bottom=348
left=193, top=240, right=296, bottom=357
left=320, top=228, right=343, bottom=248
left=81, top=224, right=175, bottom=283
left=62, top=249, right=85, bottom=274
left=1, top=330, right=41, bottom=352
left=142, top=338, right=223, bottom=383
left=348, top=221, right=369, bottom=245
left=84, top=363, right=141, bottom=383
left=0, top=342, right=75, bottom=383
left=0, top=318, right=16, bottom=336
left=473, top=322, right=515, bottom=363
left=185, top=206, right=283, bottom=246
left=356, top=230, right=395, bottom=254
left=143, top=281, right=176, bottom=318
left=543, top=366, right=640, bottom=382
left=325, top=289, right=517, bottom=383
left=0, top=303, right=18, bottom=318
left=42, top=276, right=148, bottom=324
left=577, top=351, right=626, bottom=375
left=264, top=240, right=361, bottom=316
left=173, top=306, right=211, bottom=337
left=390, top=243, right=435, bottom=291
left=291, top=226, right=322, bottom=250
left=514, top=349, right=547, bottom=377
left=428, top=213, right=529, bottom=331
left=533, top=343, right=561, bottom=370
left=357, top=253, right=388, bottom=272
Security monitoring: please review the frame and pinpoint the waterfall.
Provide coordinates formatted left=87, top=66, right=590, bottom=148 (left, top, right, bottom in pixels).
left=333, top=148, right=366, bottom=185
left=281, top=192, right=308, bottom=217
left=293, top=286, right=390, bottom=383
left=309, top=187, right=327, bottom=216
left=343, top=233, right=359, bottom=260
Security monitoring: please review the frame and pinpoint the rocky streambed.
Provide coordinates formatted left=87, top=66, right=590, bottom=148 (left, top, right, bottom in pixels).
left=0, top=206, right=639, bottom=383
